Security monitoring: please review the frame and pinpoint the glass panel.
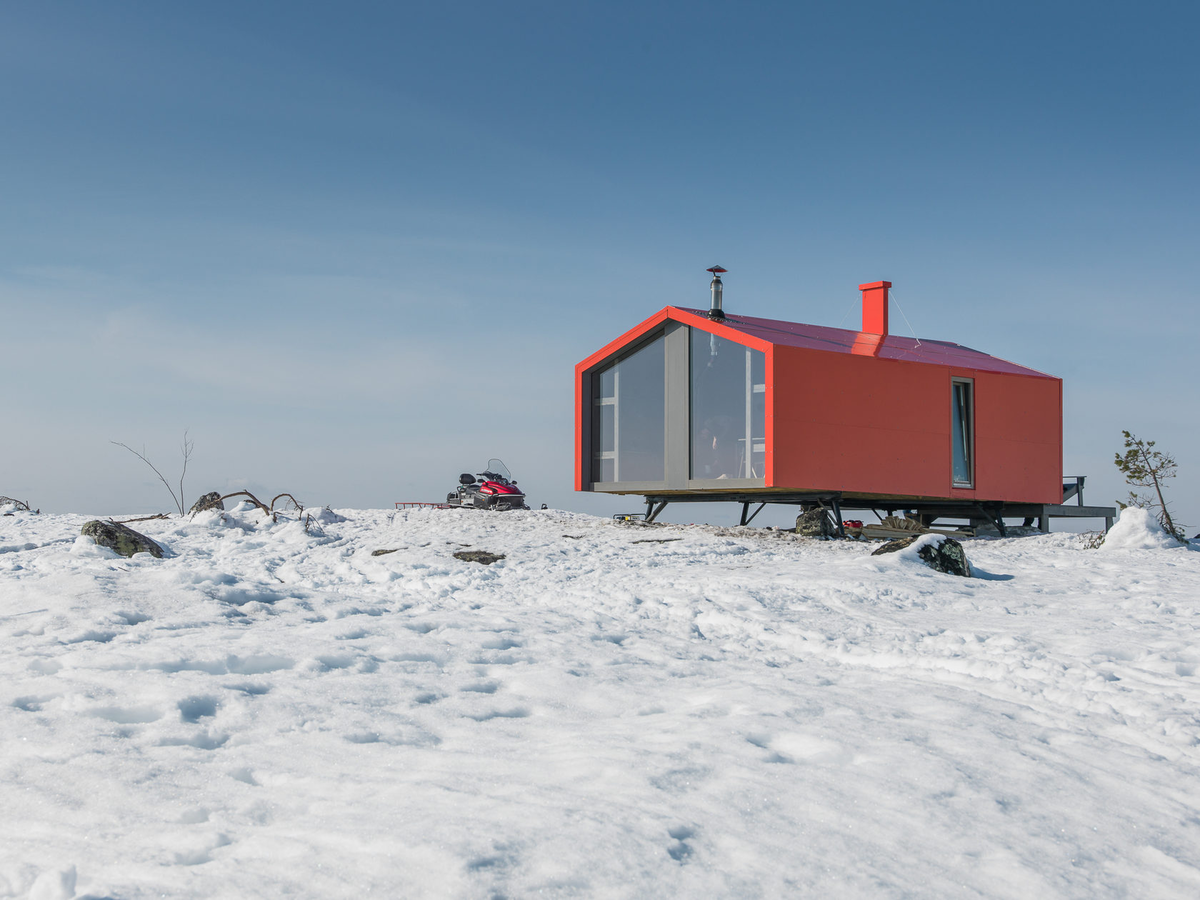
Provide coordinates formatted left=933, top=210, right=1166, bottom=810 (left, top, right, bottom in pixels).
left=750, top=389, right=766, bottom=478
left=750, top=348, right=766, bottom=478
left=615, top=336, right=665, bottom=482
left=691, top=329, right=765, bottom=480
left=597, top=456, right=615, bottom=483
left=598, top=403, right=615, bottom=452
left=590, top=335, right=665, bottom=483
left=951, top=381, right=972, bottom=485
left=591, top=366, right=615, bottom=481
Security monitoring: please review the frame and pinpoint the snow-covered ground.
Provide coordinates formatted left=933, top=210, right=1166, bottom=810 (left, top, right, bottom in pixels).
left=2, top=504, right=1199, bottom=899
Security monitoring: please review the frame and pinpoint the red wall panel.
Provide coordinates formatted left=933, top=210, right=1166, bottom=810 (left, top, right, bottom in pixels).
left=969, top=371, right=1062, bottom=503
left=770, top=347, right=1061, bottom=502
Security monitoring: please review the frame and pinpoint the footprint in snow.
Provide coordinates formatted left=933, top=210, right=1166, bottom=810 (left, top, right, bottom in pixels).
left=158, top=731, right=229, bottom=750
left=89, top=706, right=162, bottom=724
left=481, top=637, right=521, bottom=651
left=667, top=826, right=696, bottom=863
left=314, top=654, right=357, bottom=671
left=467, top=707, right=529, bottom=721
left=155, top=655, right=293, bottom=675
left=13, top=695, right=55, bottom=712
left=172, top=833, right=232, bottom=866
left=178, top=695, right=219, bottom=723
left=224, top=682, right=271, bottom=696
left=62, top=630, right=117, bottom=644
left=460, top=681, right=500, bottom=694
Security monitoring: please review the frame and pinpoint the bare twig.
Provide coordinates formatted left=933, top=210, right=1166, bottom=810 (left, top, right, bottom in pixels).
left=179, top=431, right=193, bottom=515
left=219, top=490, right=271, bottom=515
left=0, top=496, right=32, bottom=511
left=111, top=439, right=186, bottom=515
left=110, top=513, right=170, bottom=525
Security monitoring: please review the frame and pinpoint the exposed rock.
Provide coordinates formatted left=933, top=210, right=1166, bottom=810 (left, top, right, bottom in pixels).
left=371, top=548, right=400, bottom=557
left=81, top=520, right=163, bottom=559
left=872, top=535, right=921, bottom=555
left=795, top=508, right=835, bottom=538
left=872, top=534, right=971, bottom=577
left=453, top=550, right=505, bottom=565
left=189, top=492, right=225, bottom=513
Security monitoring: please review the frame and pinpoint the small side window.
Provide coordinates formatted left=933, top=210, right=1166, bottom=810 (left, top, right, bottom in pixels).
left=951, top=378, right=974, bottom=487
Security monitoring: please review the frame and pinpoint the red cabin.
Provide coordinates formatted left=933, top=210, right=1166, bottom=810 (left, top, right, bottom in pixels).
left=575, top=277, right=1079, bottom=529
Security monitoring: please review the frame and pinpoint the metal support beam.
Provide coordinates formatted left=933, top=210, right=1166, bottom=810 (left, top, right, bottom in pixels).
left=739, top=502, right=766, bottom=526
left=646, top=500, right=669, bottom=523
left=831, top=496, right=845, bottom=537
left=982, top=504, right=1007, bottom=537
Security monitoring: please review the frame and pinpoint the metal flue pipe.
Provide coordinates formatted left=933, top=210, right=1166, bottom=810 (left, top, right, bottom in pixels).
left=707, top=265, right=727, bottom=320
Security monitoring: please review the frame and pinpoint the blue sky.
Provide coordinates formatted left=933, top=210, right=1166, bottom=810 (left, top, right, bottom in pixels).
left=2, top=1, right=1197, bottom=527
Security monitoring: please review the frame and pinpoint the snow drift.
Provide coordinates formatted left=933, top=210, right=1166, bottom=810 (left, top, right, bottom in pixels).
left=3, top=507, right=1200, bottom=898
left=1100, top=505, right=1187, bottom=551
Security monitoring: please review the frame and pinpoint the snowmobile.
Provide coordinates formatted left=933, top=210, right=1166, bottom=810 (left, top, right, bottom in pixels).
left=446, top=459, right=528, bottom=511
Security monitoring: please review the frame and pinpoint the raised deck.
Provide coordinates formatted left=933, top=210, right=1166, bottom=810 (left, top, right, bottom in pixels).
left=635, top=476, right=1114, bottom=536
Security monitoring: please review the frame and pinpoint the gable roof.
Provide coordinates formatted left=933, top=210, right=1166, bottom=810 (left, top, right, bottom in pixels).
left=672, top=307, right=1057, bottom=379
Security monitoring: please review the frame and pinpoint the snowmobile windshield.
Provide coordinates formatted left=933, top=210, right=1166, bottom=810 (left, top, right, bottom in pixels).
left=484, top=459, right=512, bottom=482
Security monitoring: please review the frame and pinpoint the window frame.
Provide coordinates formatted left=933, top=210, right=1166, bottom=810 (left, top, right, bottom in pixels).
left=688, top=329, right=767, bottom=483
left=582, top=320, right=767, bottom=492
left=589, top=329, right=668, bottom=488
left=950, top=376, right=975, bottom=489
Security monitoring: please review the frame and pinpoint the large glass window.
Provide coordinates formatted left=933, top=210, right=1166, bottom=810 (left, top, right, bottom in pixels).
left=690, top=329, right=766, bottom=479
left=591, top=335, right=666, bottom=483
left=951, top=378, right=974, bottom=487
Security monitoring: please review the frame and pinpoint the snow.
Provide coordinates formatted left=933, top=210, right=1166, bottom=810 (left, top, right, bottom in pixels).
left=1100, top=506, right=1187, bottom=551
left=2, top=505, right=1200, bottom=898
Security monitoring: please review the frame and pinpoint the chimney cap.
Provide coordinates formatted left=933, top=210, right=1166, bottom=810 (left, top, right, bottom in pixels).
left=707, top=265, right=727, bottom=275
left=858, top=280, right=891, bottom=290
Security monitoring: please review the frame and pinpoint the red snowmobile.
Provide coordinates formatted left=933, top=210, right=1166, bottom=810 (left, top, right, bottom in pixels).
left=447, top=459, right=528, bottom=511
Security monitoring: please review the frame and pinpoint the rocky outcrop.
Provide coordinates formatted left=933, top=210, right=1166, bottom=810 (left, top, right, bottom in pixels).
left=453, top=550, right=505, bottom=565
left=871, top=534, right=971, bottom=577
left=795, top=508, right=836, bottom=538
left=189, top=492, right=225, bottom=513
left=81, top=520, right=164, bottom=559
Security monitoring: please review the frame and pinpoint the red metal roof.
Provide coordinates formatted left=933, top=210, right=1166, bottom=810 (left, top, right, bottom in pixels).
left=673, top=307, right=1056, bottom=379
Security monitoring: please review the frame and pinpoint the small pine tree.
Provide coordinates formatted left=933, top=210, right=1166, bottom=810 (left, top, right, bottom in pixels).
left=1114, top=430, right=1186, bottom=542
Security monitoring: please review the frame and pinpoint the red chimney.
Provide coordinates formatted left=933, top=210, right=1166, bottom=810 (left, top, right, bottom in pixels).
left=859, top=281, right=891, bottom=335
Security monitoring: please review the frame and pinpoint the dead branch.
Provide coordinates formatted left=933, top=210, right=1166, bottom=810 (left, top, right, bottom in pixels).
left=271, top=493, right=303, bottom=513
left=218, top=490, right=307, bottom=522
left=219, top=490, right=271, bottom=515
left=110, top=513, right=171, bottom=525
left=0, top=496, right=32, bottom=511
